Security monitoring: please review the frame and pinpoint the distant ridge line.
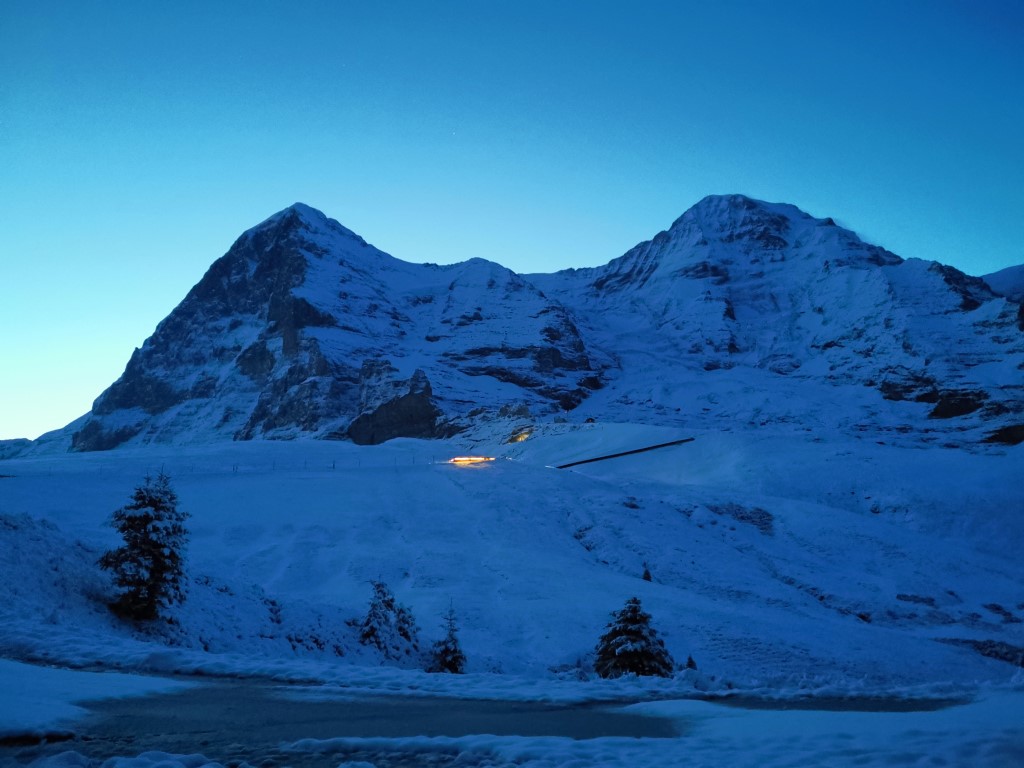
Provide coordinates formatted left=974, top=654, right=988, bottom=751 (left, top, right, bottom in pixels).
left=555, top=437, right=695, bottom=469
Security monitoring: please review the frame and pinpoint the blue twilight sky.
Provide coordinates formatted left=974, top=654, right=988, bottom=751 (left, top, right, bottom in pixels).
left=2, top=0, right=1023, bottom=440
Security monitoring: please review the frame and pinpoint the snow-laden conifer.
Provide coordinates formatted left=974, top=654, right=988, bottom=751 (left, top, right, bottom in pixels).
left=358, top=580, right=420, bottom=660
left=428, top=606, right=467, bottom=674
left=594, top=596, right=674, bottom=678
left=98, top=472, right=189, bottom=620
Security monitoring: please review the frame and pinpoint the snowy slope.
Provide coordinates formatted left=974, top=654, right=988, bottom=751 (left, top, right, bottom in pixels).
left=2, top=422, right=1021, bottom=691
left=985, top=263, right=1024, bottom=302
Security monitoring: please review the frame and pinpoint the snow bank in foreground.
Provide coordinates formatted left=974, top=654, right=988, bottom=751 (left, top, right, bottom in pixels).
left=11, top=653, right=1023, bottom=767
left=0, top=659, right=192, bottom=739
left=40, top=688, right=1018, bottom=768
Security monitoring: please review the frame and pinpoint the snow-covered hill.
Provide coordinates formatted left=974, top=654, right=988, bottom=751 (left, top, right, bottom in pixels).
left=2, top=422, right=1022, bottom=688
left=16, top=194, right=1024, bottom=454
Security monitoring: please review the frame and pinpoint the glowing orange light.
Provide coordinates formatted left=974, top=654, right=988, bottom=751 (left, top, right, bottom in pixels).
left=447, top=456, right=496, bottom=465
left=507, top=429, right=532, bottom=443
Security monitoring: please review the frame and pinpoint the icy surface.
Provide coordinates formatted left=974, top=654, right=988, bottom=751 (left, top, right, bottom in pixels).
left=0, top=658, right=191, bottom=739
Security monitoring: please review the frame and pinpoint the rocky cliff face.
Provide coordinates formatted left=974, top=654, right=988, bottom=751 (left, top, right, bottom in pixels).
left=53, top=195, right=1024, bottom=452
left=70, top=204, right=603, bottom=450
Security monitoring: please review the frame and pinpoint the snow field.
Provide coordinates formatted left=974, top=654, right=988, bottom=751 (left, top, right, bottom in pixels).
left=0, top=421, right=1021, bottom=766
left=2, top=423, right=1020, bottom=687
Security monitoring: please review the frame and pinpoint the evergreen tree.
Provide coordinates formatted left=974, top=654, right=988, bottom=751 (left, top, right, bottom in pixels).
left=98, top=472, right=189, bottom=621
left=594, top=597, right=674, bottom=678
left=358, top=580, right=420, bottom=659
left=427, top=606, right=467, bottom=674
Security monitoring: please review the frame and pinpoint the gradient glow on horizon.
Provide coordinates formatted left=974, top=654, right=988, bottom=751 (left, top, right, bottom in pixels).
left=2, top=0, right=1022, bottom=440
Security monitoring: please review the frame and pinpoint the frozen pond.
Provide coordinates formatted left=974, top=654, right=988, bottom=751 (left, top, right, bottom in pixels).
left=9, top=679, right=676, bottom=766
left=7, top=676, right=1021, bottom=768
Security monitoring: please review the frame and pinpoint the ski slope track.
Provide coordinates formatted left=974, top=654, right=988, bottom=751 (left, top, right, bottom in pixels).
left=1, top=194, right=1022, bottom=765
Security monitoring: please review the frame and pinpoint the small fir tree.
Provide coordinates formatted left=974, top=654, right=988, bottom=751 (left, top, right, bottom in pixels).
left=358, top=580, right=420, bottom=659
left=428, top=606, right=467, bottom=674
left=594, top=597, right=674, bottom=678
left=98, top=472, right=189, bottom=621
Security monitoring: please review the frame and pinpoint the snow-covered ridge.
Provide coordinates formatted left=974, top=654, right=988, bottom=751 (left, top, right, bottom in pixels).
left=15, top=194, right=1024, bottom=454
left=985, top=263, right=1024, bottom=303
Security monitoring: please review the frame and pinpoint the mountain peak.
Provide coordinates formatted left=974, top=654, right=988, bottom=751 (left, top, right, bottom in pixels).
left=256, top=202, right=328, bottom=229
left=245, top=203, right=368, bottom=252
left=670, top=194, right=796, bottom=232
left=282, top=201, right=327, bottom=221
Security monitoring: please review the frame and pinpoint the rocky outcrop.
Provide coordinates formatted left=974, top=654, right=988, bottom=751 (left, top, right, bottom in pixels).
left=70, top=420, right=144, bottom=452
left=346, top=370, right=446, bottom=445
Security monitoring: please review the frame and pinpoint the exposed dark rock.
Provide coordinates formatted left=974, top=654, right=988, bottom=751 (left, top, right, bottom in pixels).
left=92, top=359, right=186, bottom=416
left=236, top=347, right=360, bottom=440
left=896, top=593, right=936, bottom=607
left=982, top=424, right=1024, bottom=446
left=878, top=368, right=939, bottom=403
left=190, top=374, right=218, bottom=399
left=71, top=420, right=143, bottom=452
left=983, top=603, right=1022, bottom=623
left=721, top=226, right=788, bottom=250
left=462, top=366, right=542, bottom=390
left=940, top=638, right=1024, bottom=667
left=269, top=295, right=336, bottom=356
left=549, top=388, right=587, bottom=411
left=347, top=390, right=444, bottom=445
left=532, top=345, right=590, bottom=374
left=723, top=299, right=737, bottom=321
left=269, top=295, right=337, bottom=330
left=707, top=503, right=774, bottom=536
left=237, top=341, right=276, bottom=380
left=679, top=261, right=730, bottom=284
left=542, top=325, right=563, bottom=343
left=928, top=390, right=988, bottom=419
left=928, top=263, right=996, bottom=311
left=591, top=241, right=662, bottom=292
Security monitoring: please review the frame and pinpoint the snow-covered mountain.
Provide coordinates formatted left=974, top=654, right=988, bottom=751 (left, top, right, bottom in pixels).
left=26, top=195, right=1024, bottom=452
left=3, top=197, right=1023, bottom=766
left=65, top=204, right=603, bottom=451
left=532, top=194, right=1024, bottom=446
